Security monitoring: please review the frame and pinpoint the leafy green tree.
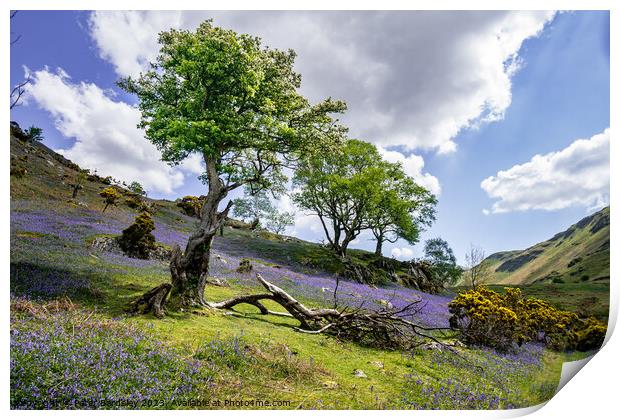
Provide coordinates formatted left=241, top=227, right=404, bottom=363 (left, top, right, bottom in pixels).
left=424, top=238, right=463, bottom=286
left=128, top=181, right=146, bottom=196
left=232, top=187, right=294, bottom=234
left=119, top=20, right=346, bottom=306
left=25, top=126, right=43, bottom=142
left=368, top=164, right=436, bottom=256
left=264, top=211, right=295, bottom=235
left=232, top=188, right=272, bottom=228
left=293, top=139, right=389, bottom=257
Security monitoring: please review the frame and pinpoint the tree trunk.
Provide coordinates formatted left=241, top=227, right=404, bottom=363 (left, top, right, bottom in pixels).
left=374, top=234, right=384, bottom=256
left=169, top=154, right=232, bottom=307
left=72, top=185, right=79, bottom=199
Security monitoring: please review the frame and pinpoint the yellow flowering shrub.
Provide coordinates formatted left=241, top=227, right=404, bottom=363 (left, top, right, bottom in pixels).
left=99, top=187, right=121, bottom=213
left=176, top=195, right=204, bottom=218
left=449, top=287, right=606, bottom=352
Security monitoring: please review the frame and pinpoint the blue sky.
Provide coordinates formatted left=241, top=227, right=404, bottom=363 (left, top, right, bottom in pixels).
left=10, top=11, right=610, bottom=263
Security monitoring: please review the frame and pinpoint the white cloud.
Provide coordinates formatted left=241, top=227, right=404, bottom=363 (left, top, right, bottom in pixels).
left=25, top=67, right=200, bottom=195
left=391, top=247, right=415, bottom=260
left=377, top=146, right=441, bottom=195
left=88, top=11, right=555, bottom=154
left=481, top=128, right=610, bottom=213
left=178, top=153, right=205, bottom=175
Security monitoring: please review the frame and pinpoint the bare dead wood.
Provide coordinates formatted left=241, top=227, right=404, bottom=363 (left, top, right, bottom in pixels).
left=130, top=272, right=452, bottom=351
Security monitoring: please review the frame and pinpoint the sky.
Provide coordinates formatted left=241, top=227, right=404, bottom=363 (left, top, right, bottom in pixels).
left=10, top=10, right=610, bottom=263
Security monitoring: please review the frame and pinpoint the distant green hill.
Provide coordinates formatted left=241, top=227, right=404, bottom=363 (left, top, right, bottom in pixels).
left=480, top=207, right=609, bottom=285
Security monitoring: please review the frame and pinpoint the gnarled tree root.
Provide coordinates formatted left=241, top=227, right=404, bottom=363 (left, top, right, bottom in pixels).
left=129, top=283, right=172, bottom=318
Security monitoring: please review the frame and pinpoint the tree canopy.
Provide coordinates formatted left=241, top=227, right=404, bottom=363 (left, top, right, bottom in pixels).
left=367, top=164, right=436, bottom=256
left=293, top=139, right=436, bottom=257
left=119, top=20, right=347, bottom=196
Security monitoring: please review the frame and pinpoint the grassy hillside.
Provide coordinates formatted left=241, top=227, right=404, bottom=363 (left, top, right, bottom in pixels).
left=9, top=131, right=593, bottom=409
left=480, top=207, right=609, bottom=286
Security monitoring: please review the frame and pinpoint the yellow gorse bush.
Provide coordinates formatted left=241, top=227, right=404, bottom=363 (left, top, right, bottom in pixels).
left=448, top=287, right=606, bottom=352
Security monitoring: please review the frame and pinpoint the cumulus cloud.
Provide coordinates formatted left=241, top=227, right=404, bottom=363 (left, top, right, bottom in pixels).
left=481, top=128, right=610, bottom=213
left=377, top=147, right=441, bottom=195
left=391, top=247, right=415, bottom=260
left=88, top=10, right=555, bottom=154
left=25, top=67, right=199, bottom=194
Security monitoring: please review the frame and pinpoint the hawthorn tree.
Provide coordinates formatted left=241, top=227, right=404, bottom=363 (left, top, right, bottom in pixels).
left=232, top=187, right=294, bottom=233
left=119, top=21, right=346, bottom=308
left=424, top=238, right=463, bottom=286
left=293, top=139, right=389, bottom=257
left=367, top=164, right=436, bottom=256
left=128, top=181, right=147, bottom=196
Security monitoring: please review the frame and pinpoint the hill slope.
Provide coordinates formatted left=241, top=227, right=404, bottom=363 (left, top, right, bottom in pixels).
left=9, top=125, right=594, bottom=409
left=480, top=207, right=609, bottom=285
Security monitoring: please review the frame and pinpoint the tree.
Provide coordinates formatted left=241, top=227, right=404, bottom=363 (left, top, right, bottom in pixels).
left=464, top=244, right=489, bottom=289
left=232, top=187, right=294, bottom=234
left=119, top=20, right=346, bottom=308
left=293, top=139, right=388, bottom=257
left=10, top=11, right=30, bottom=110
left=232, top=188, right=273, bottom=229
left=128, top=181, right=146, bottom=196
left=25, top=126, right=43, bottom=142
left=424, top=238, right=463, bottom=286
left=264, top=211, right=295, bottom=235
left=99, top=187, right=121, bottom=213
left=368, top=164, right=436, bottom=256
left=70, top=171, right=86, bottom=199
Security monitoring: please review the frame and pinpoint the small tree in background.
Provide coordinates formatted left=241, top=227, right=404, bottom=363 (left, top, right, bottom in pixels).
left=70, top=171, right=86, bottom=199
left=232, top=187, right=295, bottom=234
left=368, top=163, right=436, bottom=256
left=25, top=126, right=43, bottom=142
left=424, top=238, right=463, bottom=286
left=99, top=187, right=121, bottom=213
left=464, top=244, right=489, bottom=289
left=293, top=139, right=386, bottom=257
left=264, top=211, right=295, bottom=235
left=128, top=181, right=146, bottom=196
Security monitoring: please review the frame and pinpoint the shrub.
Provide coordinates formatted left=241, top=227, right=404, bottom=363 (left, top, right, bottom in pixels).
left=237, top=258, right=253, bottom=273
left=24, top=125, right=44, bottom=142
left=10, top=162, right=27, bottom=178
left=448, top=287, right=607, bottom=352
left=448, top=288, right=519, bottom=351
left=99, top=187, right=121, bottom=212
left=124, top=196, right=143, bottom=210
left=572, top=317, right=607, bottom=351
left=118, top=212, right=157, bottom=259
left=176, top=195, right=204, bottom=218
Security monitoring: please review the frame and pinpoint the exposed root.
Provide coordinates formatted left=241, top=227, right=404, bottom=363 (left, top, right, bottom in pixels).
left=129, top=283, right=172, bottom=318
